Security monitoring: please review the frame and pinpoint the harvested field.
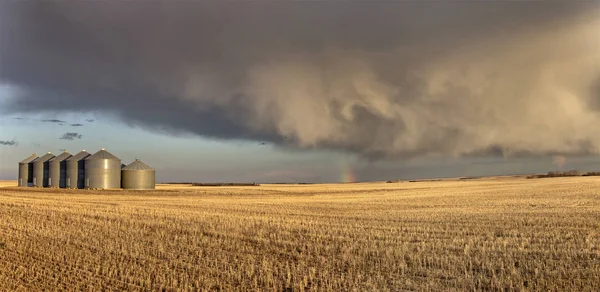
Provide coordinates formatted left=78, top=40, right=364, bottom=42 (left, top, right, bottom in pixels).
left=0, top=181, right=16, bottom=188
left=0, top=177, right=599, bottom=291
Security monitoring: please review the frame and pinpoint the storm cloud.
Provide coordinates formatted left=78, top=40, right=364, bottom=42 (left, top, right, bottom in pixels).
left=0, top=2, right=599, bottom=158
left=59, top=132, right=83, bottom=141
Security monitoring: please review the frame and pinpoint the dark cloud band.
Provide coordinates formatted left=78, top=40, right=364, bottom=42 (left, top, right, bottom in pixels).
left=41, top=119, right=66, bottom=123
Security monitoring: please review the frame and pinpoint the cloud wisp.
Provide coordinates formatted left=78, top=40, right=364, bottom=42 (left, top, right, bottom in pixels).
left=59, top=132, right=83, bottom=141
left=0, top=139, right=18, bottom=146
left=41, top=119, right=67, bottom=123
left=0, top=2, right=599, bottom=159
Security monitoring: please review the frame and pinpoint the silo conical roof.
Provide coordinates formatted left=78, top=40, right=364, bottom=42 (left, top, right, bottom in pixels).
left=19, top=154, right=38, bottom=164
left=122, top=159, right=154, bottom=171
left=67, top=150, right=91, bottom=161
left=35, top=152, right=55, bottom=163
left=49, top=151, right=72, bottom=162
left=86, top=149, right=120, bottom=160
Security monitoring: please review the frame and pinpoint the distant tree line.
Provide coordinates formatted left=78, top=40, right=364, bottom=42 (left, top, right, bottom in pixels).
left=163, top=182, right=262, bottom=186
left=192, top=183, right=260, bottom=186
left=527, top=170, right=600, bottom=179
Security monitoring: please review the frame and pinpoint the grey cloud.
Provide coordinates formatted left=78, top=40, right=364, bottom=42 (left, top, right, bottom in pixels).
left=85, top=119, right=94, bottom=123
left=41, top=119, right=67, bottom=123
left=71, top=123, right=84, bottom=127
left=59, top=132, right=83, bottom=140
left=1, top=2, right=599, bottom=158
left=0, top=140, right=17, bottom=146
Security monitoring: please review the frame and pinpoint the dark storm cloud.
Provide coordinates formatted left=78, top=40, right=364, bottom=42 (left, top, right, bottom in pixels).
left=71, top=123, right=84, bottom=127
left=59, top=132, right=83, bottom=141
left=0, top=140, right=17, bottom=146
left=0, top=2, right=599, bottom=158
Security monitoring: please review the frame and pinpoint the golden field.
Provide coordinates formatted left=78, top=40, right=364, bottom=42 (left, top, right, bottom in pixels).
left=0, top=177, right=598, bottom=291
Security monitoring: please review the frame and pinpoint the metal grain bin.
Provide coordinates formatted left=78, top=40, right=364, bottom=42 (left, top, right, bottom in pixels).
left=121, top=159, right=155, bottom=190
left=66, top=150, right=91, bottom=189
left=48, top=151, right=72, bottom=188
left=33, top=152, right=55, bottom=187
left=18, top=154, right=38, bottom=187
left=84, top=148, right=121, bottom=189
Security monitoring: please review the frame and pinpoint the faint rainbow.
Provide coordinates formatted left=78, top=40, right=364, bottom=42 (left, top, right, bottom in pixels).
left=340, top=160, right=356, bottom=183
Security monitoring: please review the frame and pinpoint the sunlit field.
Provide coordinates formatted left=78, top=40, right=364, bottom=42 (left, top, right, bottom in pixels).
left=0, top=177, right=598, bottom=291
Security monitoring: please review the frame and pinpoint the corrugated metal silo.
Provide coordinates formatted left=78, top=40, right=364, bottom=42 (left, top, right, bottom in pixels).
left=66, top=150, right=91, bottom=189
left=33, top=152, right=55, bottom=187
left=18, top=154, right=38, bottom=187
left=84, top=148, right=121, bottom=189
left=48, top=151, right=72, bottom=188
left=121, top=159, right=155, bottom=190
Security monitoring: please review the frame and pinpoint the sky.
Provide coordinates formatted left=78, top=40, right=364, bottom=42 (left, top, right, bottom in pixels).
left=1, top=1, right=599, bottom=183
